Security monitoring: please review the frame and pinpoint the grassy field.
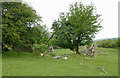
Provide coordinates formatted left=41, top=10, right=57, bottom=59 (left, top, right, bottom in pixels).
left=2, top=48, right=118, bottom=76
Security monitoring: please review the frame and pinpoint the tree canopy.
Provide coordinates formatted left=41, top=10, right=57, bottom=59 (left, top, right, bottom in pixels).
left=96, top=38, right=120, bottom=48
left=51, top=2, right=103, bottom=54
left=2, top=2, right=49, bottom=52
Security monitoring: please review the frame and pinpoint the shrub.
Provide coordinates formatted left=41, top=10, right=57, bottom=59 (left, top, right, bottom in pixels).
left=96, top=38, right=118, bottom=48
left=33, top=44, right=49, bottom=53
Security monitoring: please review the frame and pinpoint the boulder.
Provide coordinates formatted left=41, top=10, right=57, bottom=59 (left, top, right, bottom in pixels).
left=53, top=56, right=61, bottom=59
left=63, top=57, right=68, bottom=60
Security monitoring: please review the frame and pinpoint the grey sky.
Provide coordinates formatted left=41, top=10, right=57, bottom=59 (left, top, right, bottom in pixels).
left=23, top=0, right=119, bottom=40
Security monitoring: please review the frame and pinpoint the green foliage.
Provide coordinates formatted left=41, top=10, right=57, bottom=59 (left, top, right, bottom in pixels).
left=2, top=2, right=49, bottom=52
left=49, top=52, right=56, bottom=57
left=2, top=44, right=12, bottom=51
left=116, top=38, right=120, bottom=48
left=33, top=44, right=49, bottom=53
left=48, top=37, right=59, bottom=47
left=96, top=38, right=119, bottom=48
left=51, top=2, right=102, bottom=53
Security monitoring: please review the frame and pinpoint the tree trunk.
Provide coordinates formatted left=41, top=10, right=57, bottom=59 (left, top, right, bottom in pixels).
left=76, top=44, right=80, bottom=54
left=76, top=37, right=80, bottom=54
left=37, top=31, right=57, bottom=55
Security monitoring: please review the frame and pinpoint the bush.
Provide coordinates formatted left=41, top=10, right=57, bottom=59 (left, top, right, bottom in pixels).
left=33, top=44, right=49, bottom=53
left=96, top=38, right=119, bottom=48
left=53, top=46, right=61, bottom=49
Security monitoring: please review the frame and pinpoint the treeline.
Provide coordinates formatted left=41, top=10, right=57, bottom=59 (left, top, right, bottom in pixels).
left=2, top=1, right=103, bottom=54
left=96, top=38, right=120, bottom=48
left=2, top=2, right=50, bottom=52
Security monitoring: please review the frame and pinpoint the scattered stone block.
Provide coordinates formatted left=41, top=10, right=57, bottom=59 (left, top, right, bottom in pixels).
left=84, top=57, right=89, bottom=60
left=53, top=56, right=61, bottom=59
left=41, top=53, right=44, bottom=56
left=63, top=57, right=68, bottom=60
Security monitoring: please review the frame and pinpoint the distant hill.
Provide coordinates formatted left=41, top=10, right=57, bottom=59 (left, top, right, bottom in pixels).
left=94, top=38, right=117, bottom=42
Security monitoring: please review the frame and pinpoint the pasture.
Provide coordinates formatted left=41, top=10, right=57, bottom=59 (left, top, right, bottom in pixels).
left=2, top=48, right=118, bottom=76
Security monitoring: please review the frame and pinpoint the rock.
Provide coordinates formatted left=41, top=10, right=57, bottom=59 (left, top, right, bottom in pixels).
left=53, top=56, right=61, bottom=59
left=98, top=67, right=106, bottom=73
left=49, top=46, right=55, bottom=53
left=84, top=57, right=89, bottom=60
left=80, top=63, right=82, bottom=65
left=63, top=57, right=67, bottom=60
left=41, top=53, right=44, bottom=56
left=84, top=53, right=86, bottom=56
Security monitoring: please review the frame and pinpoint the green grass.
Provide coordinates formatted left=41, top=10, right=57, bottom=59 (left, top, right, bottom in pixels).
left=53, top=49, right=75, bottom=55
left=2, top=48, right=118, bottom=76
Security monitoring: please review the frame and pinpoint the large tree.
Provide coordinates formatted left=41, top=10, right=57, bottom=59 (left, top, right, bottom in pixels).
left=51, top=2, right=103, bottom=54
left=2, top=2, right=49, bottom=52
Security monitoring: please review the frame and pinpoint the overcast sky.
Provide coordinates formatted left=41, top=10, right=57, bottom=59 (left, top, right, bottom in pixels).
left=23, top=0, right=119, bottom=40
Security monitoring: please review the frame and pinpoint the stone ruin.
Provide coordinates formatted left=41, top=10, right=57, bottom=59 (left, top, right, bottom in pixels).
left=81, top=44, right=96, bottom=57
left=47, top=46, right=55, bottom=54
